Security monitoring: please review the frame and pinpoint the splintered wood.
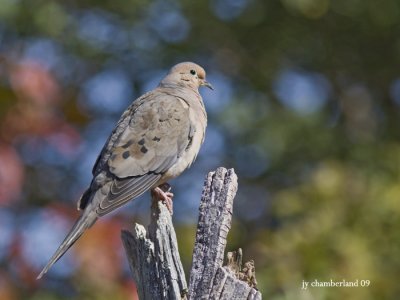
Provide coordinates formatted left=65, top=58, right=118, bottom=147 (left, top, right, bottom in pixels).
left=188, top=168, right=261, bottom=300
left=122, top=167, right=262, bottom=300
left=121, top=199, right=187, bottom=300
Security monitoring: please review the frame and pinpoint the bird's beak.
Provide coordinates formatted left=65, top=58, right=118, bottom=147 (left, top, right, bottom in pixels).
left=201, top=80, right=214, bottom=90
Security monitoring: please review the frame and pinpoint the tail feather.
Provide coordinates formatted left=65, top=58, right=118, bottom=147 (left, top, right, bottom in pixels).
left=37, top=210, right=97, bottom=279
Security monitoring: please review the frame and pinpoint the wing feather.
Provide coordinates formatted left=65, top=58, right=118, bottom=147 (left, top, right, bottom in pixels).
left=97, top=174, right=161, bottom=216
left=92, top=92, right=191, bottom=215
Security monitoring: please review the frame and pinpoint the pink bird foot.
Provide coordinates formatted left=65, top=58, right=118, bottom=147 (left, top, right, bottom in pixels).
left=151, top=183, right=174, bottom=214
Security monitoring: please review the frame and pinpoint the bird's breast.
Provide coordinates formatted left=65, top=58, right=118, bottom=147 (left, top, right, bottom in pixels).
left=160, top=99, right=207, bottom=183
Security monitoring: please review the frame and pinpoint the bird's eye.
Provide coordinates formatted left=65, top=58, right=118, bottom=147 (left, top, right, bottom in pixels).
left=190, top=69, right=196, bottom=75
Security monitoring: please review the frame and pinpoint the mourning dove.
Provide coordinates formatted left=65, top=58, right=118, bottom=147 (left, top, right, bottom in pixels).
left=37, top=62, right=212, bottom=279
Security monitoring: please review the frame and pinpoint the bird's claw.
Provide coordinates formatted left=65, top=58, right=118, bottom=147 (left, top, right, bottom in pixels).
left=152, top=184, right=174, bottom=214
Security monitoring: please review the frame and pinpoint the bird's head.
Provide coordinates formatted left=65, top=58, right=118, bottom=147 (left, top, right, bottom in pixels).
left=161, top=62, right=213, bottom=91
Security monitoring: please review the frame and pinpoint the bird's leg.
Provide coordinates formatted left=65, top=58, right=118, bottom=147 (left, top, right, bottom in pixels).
left=151, top=183, right=174, bottom=214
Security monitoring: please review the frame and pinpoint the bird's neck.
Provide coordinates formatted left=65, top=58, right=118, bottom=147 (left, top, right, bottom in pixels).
left=159, top=82, right=200, bottom=96
left=158, top=83, right=206, bottom=117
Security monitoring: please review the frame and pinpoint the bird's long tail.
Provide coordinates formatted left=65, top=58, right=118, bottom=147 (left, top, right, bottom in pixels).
left=37, top=208, right=97, bottom=279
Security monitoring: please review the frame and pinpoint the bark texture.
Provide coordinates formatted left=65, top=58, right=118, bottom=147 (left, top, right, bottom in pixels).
left=122, top=167, right=262, bottom=300
left=121, top=199, right=188, bottom=300
left=188, top=167, right=261, bottom=300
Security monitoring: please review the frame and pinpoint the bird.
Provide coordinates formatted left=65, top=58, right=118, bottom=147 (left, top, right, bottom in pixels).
left=37, top=62, right=213, bottom=279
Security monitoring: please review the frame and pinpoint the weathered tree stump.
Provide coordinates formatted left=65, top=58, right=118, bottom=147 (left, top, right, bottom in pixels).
left=121, top=196, right=187, bottom=299
left=121, top=167, right=262, bottom=300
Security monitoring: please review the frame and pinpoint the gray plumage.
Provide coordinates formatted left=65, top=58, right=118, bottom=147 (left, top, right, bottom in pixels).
left=37, top=62, right=212, bottom=279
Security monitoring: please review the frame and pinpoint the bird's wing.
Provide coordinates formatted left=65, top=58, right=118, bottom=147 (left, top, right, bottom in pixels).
left=94, top=91, right=193, bottom=215
left=90, top=92, right=150, bottom=177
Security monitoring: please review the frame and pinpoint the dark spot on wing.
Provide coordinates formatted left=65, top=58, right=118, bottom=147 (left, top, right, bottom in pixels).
left=185, top=136, right=193, bottom=152
left=122, top=151, right=130, bottom=159
left=138, top=138, right=145, bottom=145
left=122, top=140, right=134, bottom=149
left=152, top=136, right=161, bottom=142
left=140, top=146, right=148, bottom=154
